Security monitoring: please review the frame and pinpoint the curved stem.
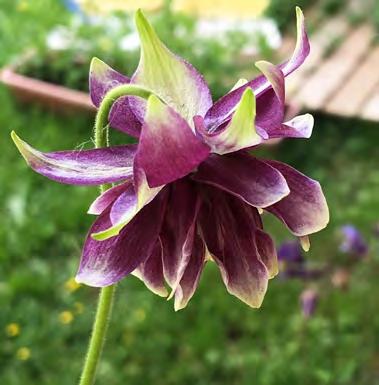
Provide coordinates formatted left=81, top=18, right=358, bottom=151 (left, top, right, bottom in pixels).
left=79, top=285, right=116, bottom=385
left=94, top=83, right=155, bottom=148
left=78, top=86, right=152, bottom=385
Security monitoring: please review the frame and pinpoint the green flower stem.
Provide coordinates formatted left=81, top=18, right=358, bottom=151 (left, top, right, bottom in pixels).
left=94, top=83, right=155, bottom=148
left=79, top=285, right=116, bottom=385
left=79, top=84, right=154, bottom=385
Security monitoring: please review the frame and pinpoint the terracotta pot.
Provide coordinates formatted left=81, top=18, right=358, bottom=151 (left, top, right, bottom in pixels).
left=0, top=66, right=95, bottom=114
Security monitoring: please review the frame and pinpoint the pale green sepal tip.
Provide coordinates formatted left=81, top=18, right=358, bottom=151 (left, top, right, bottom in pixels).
left=230, top=78, right=248, bottom=92
left=231, top=87, right=255, bottom=122
left=90, top=57, right=108, bottom=76
left=254, top=60, right=277, bottom=82
left=134, top=8, right=158, bottom=47
left=91, top=222, right=126, bottom=241
left=11, top=131, right=31, bottom=164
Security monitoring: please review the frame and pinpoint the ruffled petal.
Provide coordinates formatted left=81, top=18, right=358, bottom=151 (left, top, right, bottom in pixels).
left=193, top=152, right=289, bottom=208
left=12, top=132, right=136, bottom=185
left=91, top=159, right=163, bottom=240
left=174, top=233, right=206, bottom=311
left=265, top=160, right=329, bottom=236
left=160, top=179, right=200, bottom=291
left=137, top=95, right=210, bottom=187
left=132, top=239, right=168, bottom=297
left=195, top=88, right=262, bottom=155
left=266, top=113, right=314, bottom=139
left=255, top=61, right=285, bottom=132
left=203, top=7, right=309, bottom=131
left=131, top=10, right=212, bottom=121
left=255, top=229, right=279, bottom=279
left=76, top=190, right=167, bottom=287
left=88, top=182, right=131, bottom=215
left=89, top=58, right=141, bottom=137
left=199, top=187, right=269, bottom=308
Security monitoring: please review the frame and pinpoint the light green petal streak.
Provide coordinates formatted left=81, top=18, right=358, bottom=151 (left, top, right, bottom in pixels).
left=133, top=9, right=211, bottom=122
left=208, top=87, right=260, bottom=155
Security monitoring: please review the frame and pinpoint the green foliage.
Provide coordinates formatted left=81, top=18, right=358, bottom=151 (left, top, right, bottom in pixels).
left=265, top=0, right=313, bottom=32
left=12, top=3, right=273, bottom=101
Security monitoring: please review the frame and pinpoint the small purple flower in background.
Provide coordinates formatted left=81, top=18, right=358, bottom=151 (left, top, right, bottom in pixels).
left=278, top=240, right=304, bottom=263
left=12, top=8, right=329, bottom=310
left=277, top=240, right=324, bottom=280
left=300, top=288, right=318, bottom=318
left=340, top=225, right=368, bottom=258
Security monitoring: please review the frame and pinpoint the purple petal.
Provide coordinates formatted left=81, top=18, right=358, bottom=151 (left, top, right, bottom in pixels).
left=133, top=239, right=168, bottom=297
left=108, top=96, right=142, bottom=138
left=193, top=152, right=289, bottom=208
left=265, top=160, right=329, bottom=236
left=76, top=190, right=167, bottom=287
left=160, top=179, right=200, bottom=290
left=203, top=7, right=309, bottom=131
left=131, top=10, right=212, bottom=121
left=89, top=57, right=129, bottom=107
left=174, top=233, right=206, bottom=311
left=89, top=58, right=141, bottom=137
left=88, top=182, right=131, bottom=215
left=137, top=95, right=210, bottom=187
left=255, top=229, right=279, bottom=279
left=91, top=159, right=164, bottom=241
left=255, top=88, right=284, bottom=132
left=280, top=7, right=310, bottom=78
left=12, top=132, right=136, bottom=185
left=255, top=61, right=285, bottom=104
left=255, top=62, right=285, bottom=132
left=199, top=187, right=269, bottom=308
left=109, top=184, right=137, bottom=226
left=267, top=114, right=314, bottom=139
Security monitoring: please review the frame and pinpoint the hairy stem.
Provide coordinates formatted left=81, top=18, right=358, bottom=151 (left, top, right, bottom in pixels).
left=79, top=285, right=116, bottom=385
left=78, top=84, right=153, bottom=385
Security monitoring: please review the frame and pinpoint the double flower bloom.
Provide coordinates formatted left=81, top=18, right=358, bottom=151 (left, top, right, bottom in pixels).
left=12, top=8, right=329, bottom=310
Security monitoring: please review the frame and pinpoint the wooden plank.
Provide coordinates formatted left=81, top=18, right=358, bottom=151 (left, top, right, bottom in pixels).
left=326, top=44, right=379, bottom=117
left=361, top=89, right=379, bottom=121
left=286, top=15, right=349, bottom=97
left=291, top=23, right=373, bottom=111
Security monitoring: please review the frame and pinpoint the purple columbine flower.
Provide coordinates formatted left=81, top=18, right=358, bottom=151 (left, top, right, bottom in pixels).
left=300, top=288, right=318, bottom=318
left=277, top=240, right=323, bottom=280
left=12, top=8, right=329, bottom=310
left=340, top=225, right=368, bottom=257
left=278, top=240, right=304, bottom=263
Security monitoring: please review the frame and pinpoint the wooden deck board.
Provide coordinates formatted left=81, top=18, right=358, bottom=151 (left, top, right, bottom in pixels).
left=286, top=15, right=350, bottom=98
left=361, top=90, right=379, bottom=121
left=291, top=24, right=373, bottom=111
left=326, top=44, right=379, bottom=116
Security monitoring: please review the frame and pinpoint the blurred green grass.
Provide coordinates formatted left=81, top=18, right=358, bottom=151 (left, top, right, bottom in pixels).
left=1, top=1, right=379, bottom=385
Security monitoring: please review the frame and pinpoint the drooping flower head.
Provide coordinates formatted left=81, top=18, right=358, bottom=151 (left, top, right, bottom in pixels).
left=339, top=225, right=368, bottom=258
left=12, top=8, right=329, bottom=310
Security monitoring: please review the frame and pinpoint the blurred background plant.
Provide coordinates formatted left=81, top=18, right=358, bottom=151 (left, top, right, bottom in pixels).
left=1, top=1, right=379, bottom=384
left=11, top=1, right=279, bottom=101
